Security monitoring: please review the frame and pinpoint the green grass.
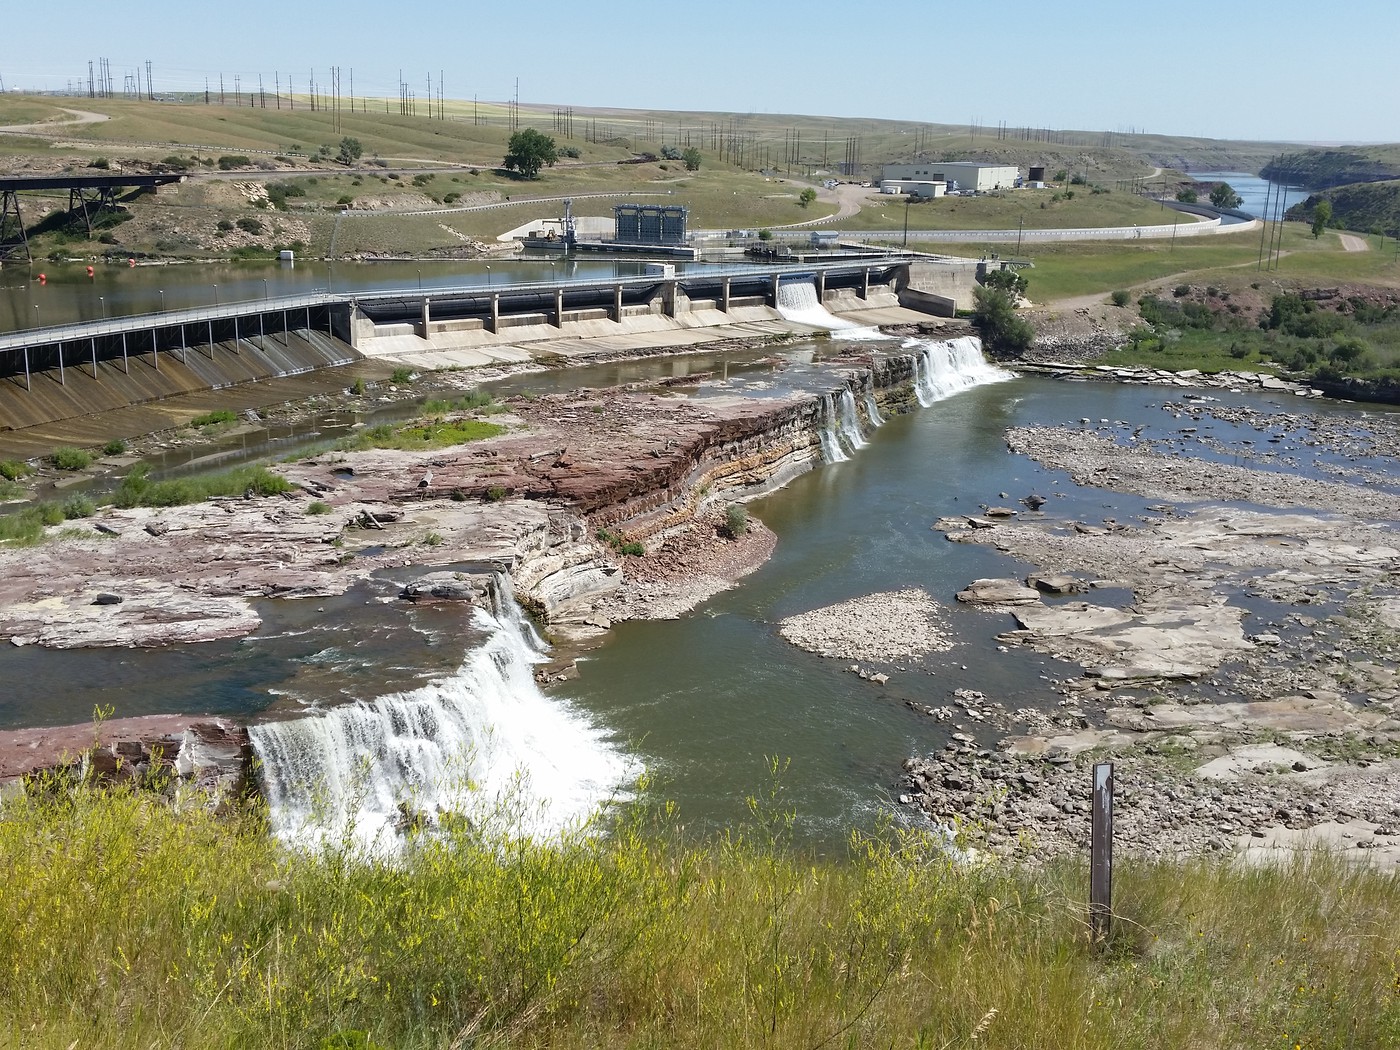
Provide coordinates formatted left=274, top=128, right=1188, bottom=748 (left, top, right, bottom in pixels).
left=111, top=464, right=293, bottom=508
left=335, top=417, right=506, bottom=452
left=1, top=779, right=1397, bottom=1049
left=189, top=409, right=239, bottom=428
left=844, top=187, right=1183, bottom=232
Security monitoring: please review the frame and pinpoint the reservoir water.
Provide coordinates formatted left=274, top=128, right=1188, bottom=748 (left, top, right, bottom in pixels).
left=0, top=256, right=654, bottom=333
left=6, top=342, right=1394, bottom=847
left=1188, top=171, right=1303, bottom=220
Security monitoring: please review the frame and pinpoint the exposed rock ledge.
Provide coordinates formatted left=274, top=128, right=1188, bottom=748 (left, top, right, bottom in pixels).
left=0, top=344, right=927, bottom=652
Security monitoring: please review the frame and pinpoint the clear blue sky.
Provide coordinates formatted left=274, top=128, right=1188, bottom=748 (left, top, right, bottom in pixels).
left=4, top=0, right=1395, bottom=144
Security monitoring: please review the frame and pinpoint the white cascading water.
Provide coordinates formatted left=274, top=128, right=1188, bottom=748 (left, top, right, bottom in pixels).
left=836, top=388, right=868, bottom=453
left=774, top=280, right=884, bottom=340
left=249, top=574, right=640, bottom=856
left=816, top=393, right=849, bottom=463
left=864, top=393, right=884, bottom=427
left=910, top=335, right=1012, bottom=406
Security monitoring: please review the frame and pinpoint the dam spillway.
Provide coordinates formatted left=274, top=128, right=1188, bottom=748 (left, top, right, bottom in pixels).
left=0, top=260, right=921, bottom=440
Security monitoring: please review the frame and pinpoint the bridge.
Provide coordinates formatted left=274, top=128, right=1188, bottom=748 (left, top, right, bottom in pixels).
left=0, top=172, right=186, bottom=261
left=0, top=258, right=943, bottom=438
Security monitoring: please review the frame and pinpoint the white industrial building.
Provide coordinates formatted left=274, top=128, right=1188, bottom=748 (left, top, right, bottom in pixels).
left=880, top=179, right=947, bottom=198
left=881, top=163, right=1020, bottom=192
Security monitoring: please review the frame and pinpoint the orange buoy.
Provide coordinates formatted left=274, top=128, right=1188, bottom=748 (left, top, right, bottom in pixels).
left=38, top=273, right=47, bottom=284
left=128, top=258, right=136, bottom=267
left=86, top=266, right=95, bottom=278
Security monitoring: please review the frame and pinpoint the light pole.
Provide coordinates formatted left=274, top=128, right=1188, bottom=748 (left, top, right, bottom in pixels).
left=34, top=303, right=40, bottom=330
left=1016, top=214, right=1024, bottom=255
left=485, top=264, right=492, bottom=288
left=416, top=268, right=422, bottom=292
left=902, top=196, right=911, bottom=248
left=212, top=284, right=220, bottom=306
left=262, top=278, right=269, bottom=301
left=158, top=288, right=165, bottom=313
left=99, top=295, right=106, bottom=320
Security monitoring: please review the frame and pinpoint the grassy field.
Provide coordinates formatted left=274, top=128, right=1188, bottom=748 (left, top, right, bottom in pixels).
left=842, top=187, right=1189, bottom=232
left=1, top=780, right=1397, bottom=1050
left=0, top=93, right=1288, bottom=183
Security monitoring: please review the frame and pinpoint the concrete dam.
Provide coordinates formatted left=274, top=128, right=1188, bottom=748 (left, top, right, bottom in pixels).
left=0, top=257, right=973, bottom=445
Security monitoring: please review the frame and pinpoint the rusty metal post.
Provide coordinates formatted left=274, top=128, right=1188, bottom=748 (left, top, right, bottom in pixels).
left=1090, top=761, right=1114, bottom=943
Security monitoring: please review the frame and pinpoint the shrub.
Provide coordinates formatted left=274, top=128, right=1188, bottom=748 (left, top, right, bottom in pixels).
left=217, top=219, right=235, bottom=232
left=61, top=494, right=95, bottom=519
left=619, top=541, right=645, bottom=557
left=50, top=447, right=92, bottom=471
left=1, top=460, right=31, bottom=481
left=390, top=367, right=414, bottom=384
left=306, top=501, right=332, bottom=515
left=757, top=229, right=773, bottom=241
left=190, top=410, right=238, bottom=428
left=350, top=378, right=367, bottom=396
left=1110, top=290, right=1131, bottom=308
left=1173, top=284, right=1191, bottom=297
left=236, top=217, right=264, bottom=235
left=217, top=155, right=252, bottom=170
left=723, top=503, right=749, bottom=538
left=442, top=192, right=461, bottom=204
left=485, top=485, right=507, bottom=502
left=90, top=157, right=110, bottom=169
left=101, top=439, right=128, bottom=456
left=971, top=286, right=1034, bottom=355
left=337, top=195, right=355, bottom=206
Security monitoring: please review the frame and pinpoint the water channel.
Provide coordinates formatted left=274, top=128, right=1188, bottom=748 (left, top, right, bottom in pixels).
left=0, top=256, right=663, bottom=333
left=4, top=341, right=1394, bottom=849
left=1187, top=171, right=1303, bottom=220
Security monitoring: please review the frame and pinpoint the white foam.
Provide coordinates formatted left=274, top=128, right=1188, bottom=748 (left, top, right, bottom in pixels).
left=909, top=335, right=1013, bottom=406
left=250, top=582, right=640, bottom=856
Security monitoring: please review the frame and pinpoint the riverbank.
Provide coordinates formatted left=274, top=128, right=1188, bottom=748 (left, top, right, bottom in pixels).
left=885, top=401, right=1400, bottom=867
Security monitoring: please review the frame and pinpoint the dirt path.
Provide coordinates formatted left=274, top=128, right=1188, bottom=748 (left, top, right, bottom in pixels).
left=1338, top=232, right=1370, bottom=252
left=782, top=183, right=872, bottom=228
left=0, top=108, right=111, bottom=134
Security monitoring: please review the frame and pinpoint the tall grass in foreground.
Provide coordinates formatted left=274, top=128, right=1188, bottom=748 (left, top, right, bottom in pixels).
left=1, top=781, right=1397, bottom=1049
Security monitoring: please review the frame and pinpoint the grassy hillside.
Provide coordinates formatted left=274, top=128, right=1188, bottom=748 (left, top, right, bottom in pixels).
left=1261, top=148, right=1400, bottom=190
left=1287, top=181, right=1400, bottom=237
left=2, top=781, right=1397, bottom=1049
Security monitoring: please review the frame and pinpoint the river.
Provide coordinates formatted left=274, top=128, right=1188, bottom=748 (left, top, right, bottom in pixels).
left=1188, top=171, right=1303, bottom=220
left=4, top=344, right=1392, bottom=848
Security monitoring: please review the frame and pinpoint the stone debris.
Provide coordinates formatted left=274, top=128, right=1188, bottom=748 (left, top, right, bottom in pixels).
left=779, top=589, right=953, bottom=663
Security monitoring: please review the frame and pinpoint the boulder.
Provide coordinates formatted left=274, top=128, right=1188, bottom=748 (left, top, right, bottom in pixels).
left=400, top=572, right=483, bottom=603
left=957, top=578, right=1042, bottom=607
left=1027, top=574, right=1084, bottom=596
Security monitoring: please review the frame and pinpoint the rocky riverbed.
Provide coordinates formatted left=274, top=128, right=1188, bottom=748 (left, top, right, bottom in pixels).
left=886, top=399, right=1400, bottom=867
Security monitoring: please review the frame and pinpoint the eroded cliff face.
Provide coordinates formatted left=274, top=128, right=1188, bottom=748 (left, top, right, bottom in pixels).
left=0, top=348, right=925, bottom=659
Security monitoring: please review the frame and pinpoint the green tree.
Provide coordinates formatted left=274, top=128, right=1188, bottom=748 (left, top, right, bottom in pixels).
left=503, top=128, right=559, bottom=179
left=1312, top=199, right=1333, bottom=238
left=972, top=285, right=1034, bottom=355
left=1176, top=188, right=1199, bottom=204
left=1209, top=182, right=1243, bottom=209
left=983, top=266, right=1028, bottom=297
left=798, top=187, right=818, bottom=208
left=336, top=137, right=363, bottom=165
left=682, top=147, right=702, bottom=171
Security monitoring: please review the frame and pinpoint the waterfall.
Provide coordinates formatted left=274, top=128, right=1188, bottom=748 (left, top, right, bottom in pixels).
left=816, top=393, right=849, bottom=463
left=774, top=279, right=883, bottom=340
left=864, top=393, right=884, bottom=427
left=249, top=576, right=639, bottom=855
left=910, top=335, right=1012, bottom=407
left=837, top=388, right=868, bottom=453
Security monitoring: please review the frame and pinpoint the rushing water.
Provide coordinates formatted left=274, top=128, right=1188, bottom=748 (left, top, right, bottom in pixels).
left=250, top=574, right=640, bottom=854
